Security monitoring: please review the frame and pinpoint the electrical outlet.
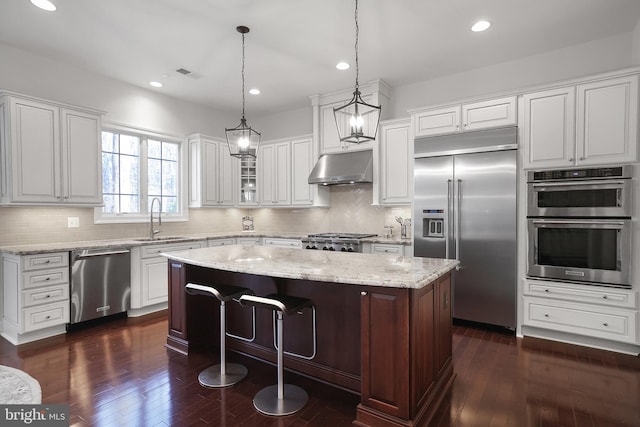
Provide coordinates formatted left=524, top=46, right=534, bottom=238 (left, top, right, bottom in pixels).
left=67, top=217, right=80, bottom=228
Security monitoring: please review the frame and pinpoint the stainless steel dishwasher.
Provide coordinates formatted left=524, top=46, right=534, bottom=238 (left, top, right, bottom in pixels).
left=70, top=248, right=131, bottom=324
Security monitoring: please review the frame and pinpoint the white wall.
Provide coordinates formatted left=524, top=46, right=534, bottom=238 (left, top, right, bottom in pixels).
left=390, top=33, right=633, bottom=119
left=252, top=105, right=313, bottom=141
left=0, top=42, right=236, bottom=138
left=633, top=19, right=640, bottom=65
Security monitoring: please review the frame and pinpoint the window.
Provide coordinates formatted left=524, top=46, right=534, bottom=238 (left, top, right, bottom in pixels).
left=96, top=126, right=187, bottom=223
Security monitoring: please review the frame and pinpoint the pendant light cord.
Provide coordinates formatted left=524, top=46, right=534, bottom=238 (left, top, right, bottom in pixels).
left=354, top=0, right=359, bottom=91
left=241, top=31, right=246, bottom=120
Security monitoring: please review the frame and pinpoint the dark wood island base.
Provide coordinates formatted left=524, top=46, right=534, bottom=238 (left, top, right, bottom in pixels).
left=166, top=257, right=455, bottom=427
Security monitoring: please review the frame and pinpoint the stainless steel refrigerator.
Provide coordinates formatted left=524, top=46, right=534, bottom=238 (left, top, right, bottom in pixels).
left=413, top=127, right=517, bottom=330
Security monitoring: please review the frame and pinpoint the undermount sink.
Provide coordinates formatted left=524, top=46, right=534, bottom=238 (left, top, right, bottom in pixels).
left=132, top=236, right=189, bottom=242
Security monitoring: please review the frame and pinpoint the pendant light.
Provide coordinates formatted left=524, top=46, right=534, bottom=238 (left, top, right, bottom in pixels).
left=333, top=0, right=381, bottom=145
left=226, top=26, right=260, bottom=159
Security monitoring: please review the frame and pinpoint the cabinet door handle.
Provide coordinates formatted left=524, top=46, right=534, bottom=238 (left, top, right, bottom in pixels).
left=603, top=322, right=609, bottom=327
left=544, top=314, right=549, bottom=318
left=361, top=291, right=368, bottom=296
left=602, top=295, right=608, bottom=299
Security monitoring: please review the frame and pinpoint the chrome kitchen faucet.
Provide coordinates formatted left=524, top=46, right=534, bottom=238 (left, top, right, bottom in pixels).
left=150, top=197, right=162, bottom=239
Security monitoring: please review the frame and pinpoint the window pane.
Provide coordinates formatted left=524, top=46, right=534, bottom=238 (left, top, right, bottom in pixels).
left=120, top=195, right=140, bottom=213
left=162, top=142, right=179, bottom=161
left=102, top=194, right=118, bottom=213
left=102, top=152, right=119, bottom=194
left=120, top=155, right=139, bottom=195
left=102, top=132, right=118, bottom=152
left=163, top=196, right=178, bottom=213
left=162, top=161, right=178, bottom=196
left=148, top=139, right=161, bottom=159
left=120, top=134, right=140, bottom=155
left=148, top=158, right=162, bottom=196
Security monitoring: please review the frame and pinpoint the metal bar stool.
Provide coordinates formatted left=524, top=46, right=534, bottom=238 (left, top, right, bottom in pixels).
left=239, top=293, right=316, bottom=416
left=185, top=282, right=255, bottom=388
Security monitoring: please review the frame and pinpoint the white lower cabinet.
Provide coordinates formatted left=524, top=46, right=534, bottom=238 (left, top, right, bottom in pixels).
left=262, top=238, right=302, bottom=249
left=1, top=251, right=70, bottom=344
left=523, top=279, right=638, bottom=345
left=130, top=241, right=205, bottom=316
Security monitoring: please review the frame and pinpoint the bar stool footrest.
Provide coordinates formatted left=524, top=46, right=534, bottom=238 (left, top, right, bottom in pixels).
left=198, top=363, right=248, bottom=388
left=253, top=384, right=308, bottom=416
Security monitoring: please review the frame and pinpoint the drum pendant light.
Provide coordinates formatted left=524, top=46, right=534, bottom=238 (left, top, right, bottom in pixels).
left=226, top=26, right=260, bottom=159
left=333, top=0, right=381, bottom=145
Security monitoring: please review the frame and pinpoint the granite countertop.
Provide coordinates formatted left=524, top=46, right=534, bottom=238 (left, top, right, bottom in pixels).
left=162, top=245, right=457, bottom=289
left=0, top=232, right=411, bottom=255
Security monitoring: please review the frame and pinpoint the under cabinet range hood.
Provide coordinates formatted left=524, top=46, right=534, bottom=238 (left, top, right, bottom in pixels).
left=308, top=150, right=373, bottom=185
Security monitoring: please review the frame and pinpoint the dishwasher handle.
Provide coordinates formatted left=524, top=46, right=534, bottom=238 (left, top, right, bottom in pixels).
left=74, top=249, right=130, bottom=259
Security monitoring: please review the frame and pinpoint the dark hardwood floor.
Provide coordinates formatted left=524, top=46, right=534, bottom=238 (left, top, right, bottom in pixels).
left=1, top=312, right=639, bottom=426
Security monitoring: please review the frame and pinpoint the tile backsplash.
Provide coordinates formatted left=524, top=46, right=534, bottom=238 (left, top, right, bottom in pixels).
left=0, top=185, right=411, bottom=246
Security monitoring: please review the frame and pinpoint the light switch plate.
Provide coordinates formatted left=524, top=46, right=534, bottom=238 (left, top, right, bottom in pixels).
left=67, top=217, right=80, bottom=228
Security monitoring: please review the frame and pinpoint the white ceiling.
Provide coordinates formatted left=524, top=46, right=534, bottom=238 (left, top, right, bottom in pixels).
left=1, top=0, right=640, bottom=116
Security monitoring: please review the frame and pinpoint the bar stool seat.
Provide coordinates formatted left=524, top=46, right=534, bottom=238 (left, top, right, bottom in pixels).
left=239, top=293, right=316, bottom=417
left=185, top=282, right=255, bottom=388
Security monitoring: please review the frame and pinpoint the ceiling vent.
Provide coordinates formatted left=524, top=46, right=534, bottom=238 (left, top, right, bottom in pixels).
left=176, top=68, right=191, bottom=75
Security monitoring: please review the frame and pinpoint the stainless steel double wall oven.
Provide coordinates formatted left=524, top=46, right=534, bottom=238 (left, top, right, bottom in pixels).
left=527, top=165, right=633, bottom=288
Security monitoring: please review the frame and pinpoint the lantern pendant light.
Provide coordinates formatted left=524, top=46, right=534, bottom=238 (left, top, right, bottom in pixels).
left=333, top=0, right=381, bottom=145
left=226, top=25, right=260, bottom=159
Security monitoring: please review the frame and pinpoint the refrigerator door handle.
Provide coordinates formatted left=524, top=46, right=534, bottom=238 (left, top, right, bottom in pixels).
left=455, top=179, right=462, bottom=270
left=446, top=179, right=452, bottom=259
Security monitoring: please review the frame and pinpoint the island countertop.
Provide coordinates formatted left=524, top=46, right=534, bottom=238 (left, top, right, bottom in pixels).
left=162, top=244, right=458, bottom=289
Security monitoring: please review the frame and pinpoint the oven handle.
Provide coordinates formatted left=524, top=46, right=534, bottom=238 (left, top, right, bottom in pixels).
left=531, top=219, right=626, bottom=228
left=531, top=180, right=626, bottom=189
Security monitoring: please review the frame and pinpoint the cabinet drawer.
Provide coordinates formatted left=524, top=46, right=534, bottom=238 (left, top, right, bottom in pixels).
left=263, top=238, right=302, bottom=249
left=236, top=237, right=261, bottom=245
left=524, top=297, right=637, bottom=344
left=23, top=268, right=69, bottom=290
left=23, top=252, right=68, bottom=271
left=208, top=238, right=236, bottom=247
left=141, top=242, right=204, bottom=258
left=23, top=301, right=69, bottom=333
left=524, top=280, right=637, bottom=309
left=371, top=244, right=404, bottom=255
left=22, top=284, right=69, bottom=307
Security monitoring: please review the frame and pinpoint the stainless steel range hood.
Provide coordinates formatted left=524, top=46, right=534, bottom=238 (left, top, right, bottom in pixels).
left=308, top=150, right=373, bottom=185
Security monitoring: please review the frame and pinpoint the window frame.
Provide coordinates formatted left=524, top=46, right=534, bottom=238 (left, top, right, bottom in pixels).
left=94, top=123, right=188, bottom=224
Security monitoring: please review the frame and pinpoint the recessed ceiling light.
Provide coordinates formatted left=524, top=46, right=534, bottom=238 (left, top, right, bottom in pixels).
left=149, top=81, right=163, bottom=88
left=30, top=0, right=56, bottom=11
left=471, top=20, right=491, bottom=32
left=336, top=62, right=350, bottom=71
left=249, top=88, right=261, bottom=95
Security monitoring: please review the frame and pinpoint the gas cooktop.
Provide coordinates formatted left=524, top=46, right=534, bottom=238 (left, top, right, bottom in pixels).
left=305, top=233, right=377, bottom=239
left=301, top=233, right=377, bottom=252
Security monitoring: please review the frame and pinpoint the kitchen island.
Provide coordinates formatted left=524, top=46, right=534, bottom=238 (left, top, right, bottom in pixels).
left=163, top=245, right=458, bottom=427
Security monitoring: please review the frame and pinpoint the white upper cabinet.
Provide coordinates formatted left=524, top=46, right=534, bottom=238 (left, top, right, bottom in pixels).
left=522, top=74, right=638, bottom=169
left=188, top=134, right=237, bottom=207
left=291, top=137, right=315, bottom=205
left=311, top=80, right=390, bottom=154
left=379, top=119, right=412, bottom=205
left=461, top=97, right=517, bottom=131
left=522, top=87, right=576, bottom=168
left=413, top=106, right=461, bottom=137
left=258, top=141, right=291, bottom=206
left=0, top=94, right=102, bottom=205
left=576, top=76, right=638, bottom=166
left=412, top=96, right=517, bottom=138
